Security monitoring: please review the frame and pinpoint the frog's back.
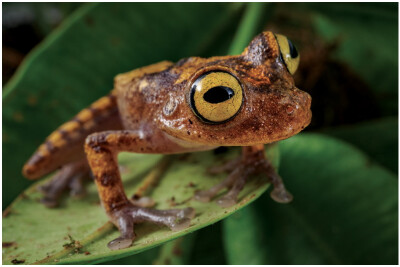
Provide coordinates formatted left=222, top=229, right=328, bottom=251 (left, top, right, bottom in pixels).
left=114, top=61, right=174, bottom=87
left=113, top=61, right=179, bottom=131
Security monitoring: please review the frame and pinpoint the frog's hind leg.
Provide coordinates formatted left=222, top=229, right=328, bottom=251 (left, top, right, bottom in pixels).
left=23, top=92, right=122, bottom=179
left=38, top=159, right=90, bottom=207
left=84, top=130, right=195, bottom=250
left=23, top=92, right=123, bottom=206
left=195, top=144, right=293, bottom=207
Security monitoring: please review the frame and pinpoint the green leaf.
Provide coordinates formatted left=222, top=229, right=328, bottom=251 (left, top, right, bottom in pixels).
left=188, top=221, right=227, bottom=264
left=2, top=146, right=279, bottom=264
left=223, top=205, right=269, bottom=264
left=153, top=235, right=196, bottom=265
left=228, top=2, right=272, bottom=55
left=97, top=246, right=160, bottom=265
left=107, top=223, right=227, bottom=264
left=2, top=2, right=244, bottom=209
left=223, top=133, right=397, bottom=264
left=105, top=234, right=196, bottom=265
left=320, top=117, right=398, bottom=173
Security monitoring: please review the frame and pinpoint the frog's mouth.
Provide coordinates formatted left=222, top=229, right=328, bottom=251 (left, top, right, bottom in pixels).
left=215, top=88, right=312, bottom=146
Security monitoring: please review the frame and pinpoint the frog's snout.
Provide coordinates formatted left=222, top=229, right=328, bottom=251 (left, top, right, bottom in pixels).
left=281, top=88, right=312, bottom=134
left=292, top=88, right=311, bottom=111
left=297, top=90, right=312, bottom=127
left=301, top=91, right=312, bottom=110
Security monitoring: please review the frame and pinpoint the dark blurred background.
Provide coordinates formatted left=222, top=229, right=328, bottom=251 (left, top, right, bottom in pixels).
left=3, top=3, right=81, bottom=84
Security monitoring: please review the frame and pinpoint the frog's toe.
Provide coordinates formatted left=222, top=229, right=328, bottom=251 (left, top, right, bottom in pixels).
left=195, top=167, right=242, bottom=204
left=108, top=237, right=133, bottom=251
left=169, top=217, right=191, bottom=231
left=177, top=207, right=196, bottom=219
left=270, top=186, right=293, bottom=203
left=216, top=196, right=237, bottom=208
left=216, top=173, right=246, bottom=208
left=40, top=197, right=59, bottom=208
left=38, top=180, right=66, bottom=208
left=69, top=175, right=86, bottom=199
left=37, top=183, right=50, bottom=194
left=134, top=207, right=194, bottom=231
left=264, top=162, right=293, bottom=204
left=194, top=190, right=213, bottom=202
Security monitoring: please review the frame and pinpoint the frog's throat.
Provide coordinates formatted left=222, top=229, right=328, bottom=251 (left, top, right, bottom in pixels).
left=163, top=132, right=218, bottom=151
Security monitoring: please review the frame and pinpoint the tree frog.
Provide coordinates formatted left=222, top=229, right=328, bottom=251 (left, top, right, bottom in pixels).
left=22, top=31, right=311, bottom=250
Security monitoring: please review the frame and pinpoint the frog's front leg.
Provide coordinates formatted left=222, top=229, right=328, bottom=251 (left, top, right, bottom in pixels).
left=84, top=130, right=195, bottom=250
left=195, top=144, right=293, bottom=207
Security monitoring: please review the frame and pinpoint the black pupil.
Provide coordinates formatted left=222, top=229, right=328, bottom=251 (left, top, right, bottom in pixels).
left=288, top=39, right=298, bottom=58
left=203, top=86, right=234, bottom=104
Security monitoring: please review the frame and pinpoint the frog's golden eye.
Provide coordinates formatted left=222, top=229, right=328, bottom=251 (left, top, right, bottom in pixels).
left=275, top=34, right=300, bottom=75
left=189, top=71, right=243, bottom=124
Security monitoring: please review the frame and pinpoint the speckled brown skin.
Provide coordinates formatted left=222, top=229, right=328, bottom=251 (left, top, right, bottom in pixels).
left=23, top=31, right=311, bottom=250
left=154, top=32, right=311, bottom=146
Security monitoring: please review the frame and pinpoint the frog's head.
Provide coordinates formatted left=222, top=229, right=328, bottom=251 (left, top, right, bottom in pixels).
left=160, top=31, right=311, bottom=147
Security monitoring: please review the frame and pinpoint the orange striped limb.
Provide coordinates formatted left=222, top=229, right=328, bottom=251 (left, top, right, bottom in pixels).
left=23, top=92, right=122, bottom=180
left=84, top=130, right=195, bottom=250
left=22, top=92, right=123, bottom=207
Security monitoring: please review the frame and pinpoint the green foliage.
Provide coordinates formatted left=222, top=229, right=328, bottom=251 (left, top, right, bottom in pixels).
left=2, top=148, right=278, bottom=264
left=321, top=117, right=398, bottom=173
left=310, top=3, right=398, bottom=115
left=224, top=134, right=397, bottom=264
left=2, top=2, right=397, bottom=265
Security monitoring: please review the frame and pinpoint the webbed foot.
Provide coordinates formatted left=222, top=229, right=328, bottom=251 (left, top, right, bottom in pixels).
left=108, top=204, right=195, bottom=250
left=37, top=159, right=90, bottom=208
left=195, top=145, right=292, bottom=207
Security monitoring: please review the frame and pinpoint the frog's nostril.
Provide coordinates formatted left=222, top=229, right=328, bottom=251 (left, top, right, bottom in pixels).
left=298, top=91, right=311, bottom=109
left=286, top=105, right=295, bottom=115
